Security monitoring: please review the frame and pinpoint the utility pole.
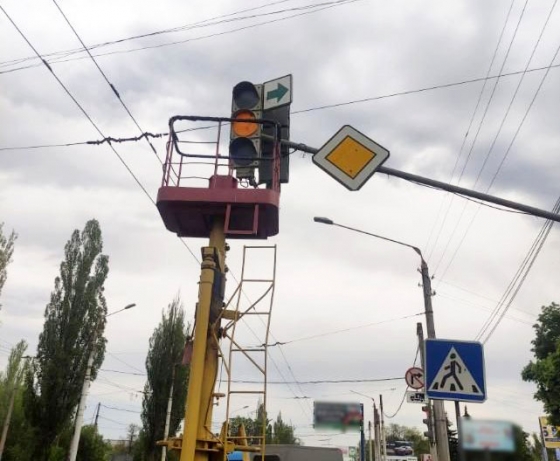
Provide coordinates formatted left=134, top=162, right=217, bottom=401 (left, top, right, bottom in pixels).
left=360, top=404, right=366, bottom=461
left=68, top=330, right=98, bottom=461
left=379, top=395, right=387, bottom=461
left=0, top=389, right=15, bottom=461
left=94, top=402, right=101, bottom=429
left=421, top=260, right=450, bottom=461
left=373, top=406, right=380, bottom=461
left=161, top=365, right=177, bottom=461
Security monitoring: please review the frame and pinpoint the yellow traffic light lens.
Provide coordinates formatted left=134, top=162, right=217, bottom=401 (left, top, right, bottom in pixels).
left=232, top=110, right=258, bottom=137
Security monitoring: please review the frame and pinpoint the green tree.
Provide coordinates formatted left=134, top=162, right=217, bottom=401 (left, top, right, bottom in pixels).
left=229, top=403, right=298, bottom=445
left=77, top=425, right=111, bottom=461
left=271, top=412, right=299, bottom=444
left=0, top=340, right=30, bottom=459
left=522, top=302, right=560, bottom=425
left=141, top=297, right=189, bottom=461
left=384, top=423, right=429, bottom=456
left=24, top=219, right=110, bottom=460
left=0, top=222, right=17, bottom=309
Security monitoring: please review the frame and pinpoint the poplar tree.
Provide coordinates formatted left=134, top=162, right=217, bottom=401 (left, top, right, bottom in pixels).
left=25, top=219, right=109, bottom=459
left=0, top=222, right=17, bottom=309
left=141, top=297, right=189, bottom=461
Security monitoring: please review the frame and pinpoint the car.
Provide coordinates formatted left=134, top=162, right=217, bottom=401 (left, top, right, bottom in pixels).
left=394, top=441, right=414, bottom=456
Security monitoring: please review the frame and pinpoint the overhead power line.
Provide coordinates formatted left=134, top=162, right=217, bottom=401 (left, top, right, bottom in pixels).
left=436, top=31, right=560, bottom=282
left=51, top=0, right=162, bottom=164
left=265, top=312, right=424, bottom=346
left=0, top=6, right=204, bottom=267
left=424, top=0, right=516, bottom=261
left=431, top=0, right=531, bottom=275
left=2, top=62, right=560, bottom=153
left=0, top=0, right=361, bottom=75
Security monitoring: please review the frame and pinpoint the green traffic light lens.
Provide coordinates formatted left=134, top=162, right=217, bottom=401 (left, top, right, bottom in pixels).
left=229, top=137, right=257, bottom=167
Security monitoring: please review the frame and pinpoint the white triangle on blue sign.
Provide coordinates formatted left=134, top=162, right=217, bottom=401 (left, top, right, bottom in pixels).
left=428, top=347, right=481, bottom=395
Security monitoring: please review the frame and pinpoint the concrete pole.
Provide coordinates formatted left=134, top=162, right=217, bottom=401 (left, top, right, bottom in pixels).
left=93, top=402, right=101, bottom=429
left=374, top=406, right=381, bottom=461
left=68, top=332, right=97, bottom=461
left=0, top=389, right=15, bottom=460
left=161, top=366, right=176, bottom=461
left=379, top=395, right=387, bottom=461
left=421, top=260, right=450, bottom=461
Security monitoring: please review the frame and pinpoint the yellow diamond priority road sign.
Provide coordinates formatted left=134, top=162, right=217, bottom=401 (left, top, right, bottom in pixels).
left=313, top=125, right=390, bottom=191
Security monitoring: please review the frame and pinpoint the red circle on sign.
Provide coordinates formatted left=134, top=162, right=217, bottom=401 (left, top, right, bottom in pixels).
left=405, top=367, right=424, bottom=389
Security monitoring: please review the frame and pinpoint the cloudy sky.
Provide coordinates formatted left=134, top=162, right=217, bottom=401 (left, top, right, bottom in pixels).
left=1, top=0, right=559, bottom=452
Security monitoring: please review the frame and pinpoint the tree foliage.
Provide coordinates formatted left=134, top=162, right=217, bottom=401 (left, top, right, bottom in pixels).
left=229, top=403, right=299, bottom=445
left=76, top=425, right=111, bottom=461
left=141, top=297, right=189, bottom=461
left=24, top=219, right=110, bottom=459
left=522, top=302, right=560, bottom=425
left=385, top=423, right=429, bottom=455
left=0, top=340, right=30, bottom=461
left=0, top=222, right=17, bottom=309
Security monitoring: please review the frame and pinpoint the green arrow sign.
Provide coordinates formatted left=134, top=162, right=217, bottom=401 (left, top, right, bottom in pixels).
left=266, top=83, right=288, bottom=102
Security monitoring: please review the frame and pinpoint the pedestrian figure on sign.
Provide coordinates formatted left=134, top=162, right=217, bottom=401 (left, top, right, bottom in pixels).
left=440, top=353, right=464, bottom=391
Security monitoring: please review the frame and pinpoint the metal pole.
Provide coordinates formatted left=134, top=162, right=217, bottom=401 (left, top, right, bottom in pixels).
left=276, top=136, right=560, bottom=223
left=162, top=366, right=177, bottom=461
left=68, top=331, right=97, bottom=461
left=379, top=395, right=387, bottom=461
left=360, top=404, right=366, bottom=461
left=0, top=389, right=15, bottom=460
left=455, top=401, right=466, bottom=461
left=368, top=421, right=373, bottom=461
left=417, top=323, right=438, bottom=461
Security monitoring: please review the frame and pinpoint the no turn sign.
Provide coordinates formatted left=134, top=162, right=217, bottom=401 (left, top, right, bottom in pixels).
left=405, top=367, right=424, bottom=390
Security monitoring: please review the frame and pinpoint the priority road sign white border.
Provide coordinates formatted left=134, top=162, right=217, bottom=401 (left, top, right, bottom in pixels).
left=312, top=125, right=390, bottom=191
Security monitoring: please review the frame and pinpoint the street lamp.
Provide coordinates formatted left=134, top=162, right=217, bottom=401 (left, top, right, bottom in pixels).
left=351, top=391, right=383, bottom=461
left=230, top=405, right=250, bottom=416
left=107, top=303, right=136, bottom=317
left=314, top=217, right=450, bottom=461
left=68, top=303, right=136, bottom=461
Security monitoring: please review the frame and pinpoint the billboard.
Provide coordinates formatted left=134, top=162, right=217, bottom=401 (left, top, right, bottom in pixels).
left=313, top=401, right=363, bottom=431
left=460, top=419, right=515, bottom=452
left=539, top=417, right=560, bottom=449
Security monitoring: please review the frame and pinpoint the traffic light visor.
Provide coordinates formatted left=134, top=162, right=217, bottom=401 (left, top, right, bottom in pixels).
left=232, top=81, right=260, bottom=109
left=232, top=110, right=258, bottom=137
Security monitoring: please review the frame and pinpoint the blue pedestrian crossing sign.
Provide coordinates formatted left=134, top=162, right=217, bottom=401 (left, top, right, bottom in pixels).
left=425, top=339, right=486, bottom=402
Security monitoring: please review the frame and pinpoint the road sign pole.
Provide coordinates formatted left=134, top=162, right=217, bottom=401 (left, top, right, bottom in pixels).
left=271, top=136, right=560, bottom=223
left=421, top=260, right=451, bottom=461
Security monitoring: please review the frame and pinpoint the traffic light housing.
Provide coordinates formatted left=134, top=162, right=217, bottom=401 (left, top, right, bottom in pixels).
left=422, top=404, right=434, bottom=442
left=259, top=104, right=290, bottom=186
left=230, top=81, right=263, bottom=180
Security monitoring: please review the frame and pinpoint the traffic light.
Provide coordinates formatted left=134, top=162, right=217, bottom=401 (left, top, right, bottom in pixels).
left=259, top=104, right=290, bottom=186
left=230, top=81, right=263, bottom=181
left=422, top=404, right=434, bottom=442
